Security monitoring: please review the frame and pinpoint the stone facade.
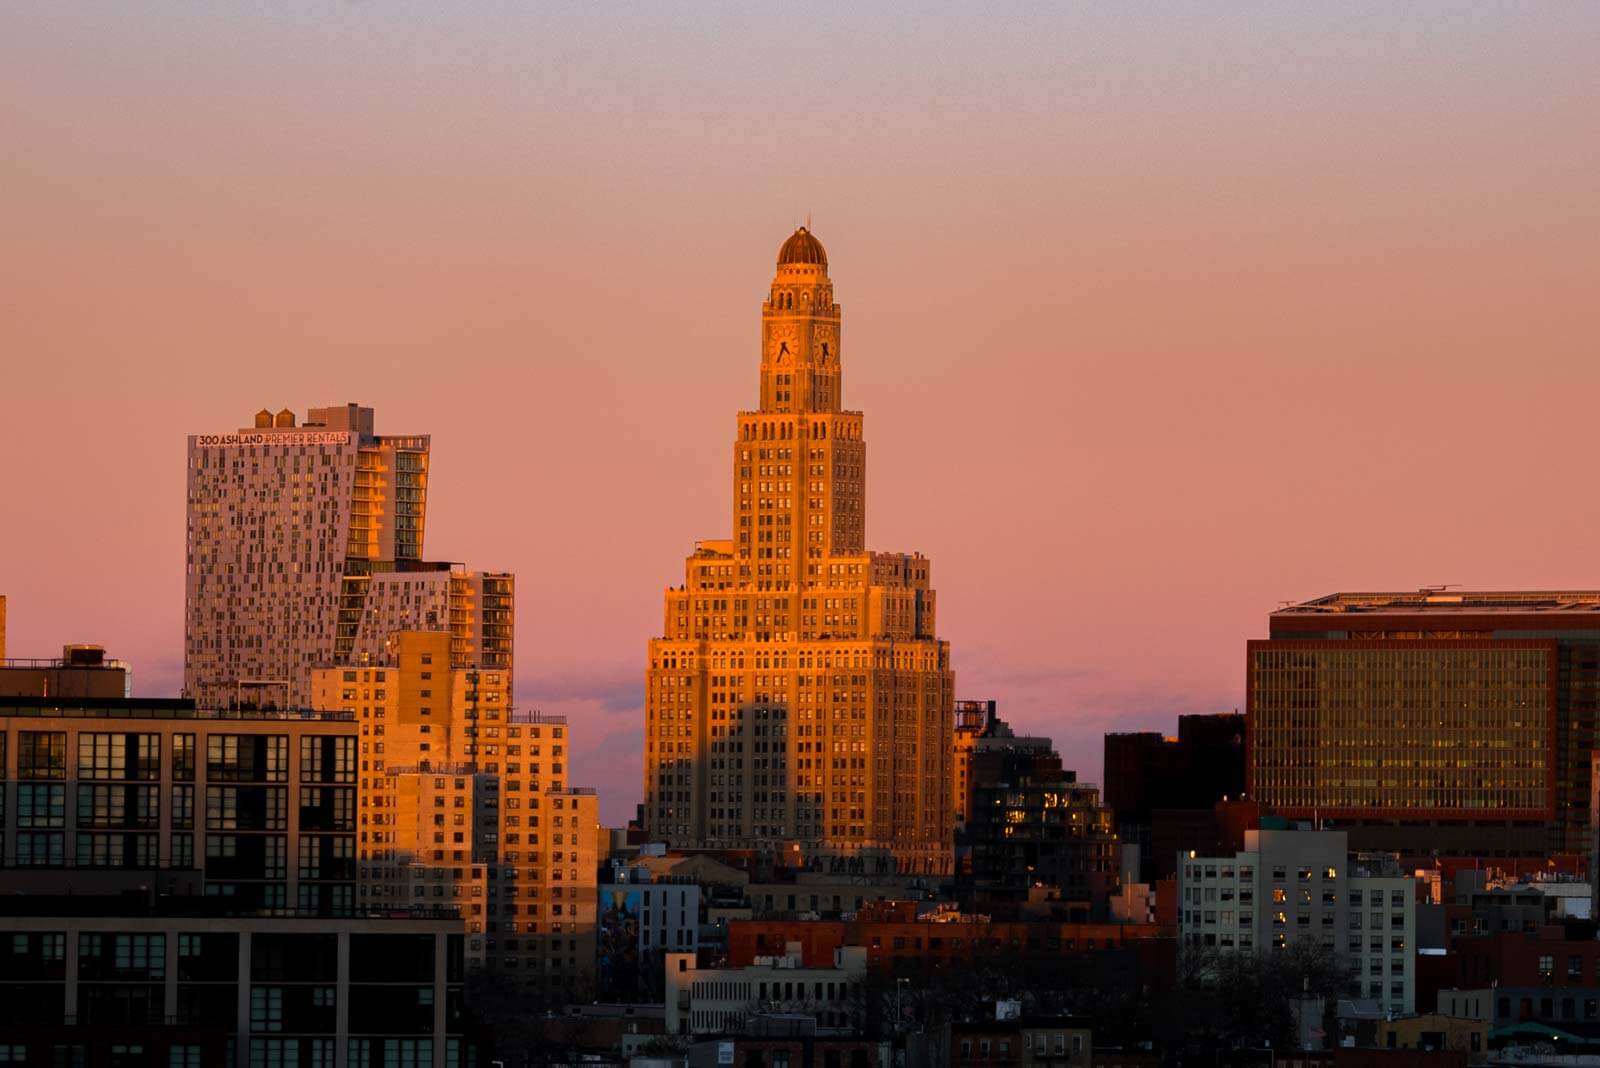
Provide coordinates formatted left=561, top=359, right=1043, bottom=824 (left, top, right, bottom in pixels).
left=644, top=229, right=955, bottom=875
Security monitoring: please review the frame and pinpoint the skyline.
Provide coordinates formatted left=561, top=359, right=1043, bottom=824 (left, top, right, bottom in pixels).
left=5, top=4, right=1600, bottom=824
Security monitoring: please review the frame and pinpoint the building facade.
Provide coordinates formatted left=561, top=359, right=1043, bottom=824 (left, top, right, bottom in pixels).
left=599, top=863, right=702, bottom=1000
left=1178, top=827, right=1417, bottom=1014
left=728, top=902, right=1175, bottom=981
left=951, top=701, right=1057, bottom=836
left=1450, top=928, right=1600, bottom=1030
left=643, top=229, right=956, bottom=875
left=1249, top=591, right=1600, bottom=857
left=311, top=638, right=599, bottom=1006
left=1589, top=750, right=1600, bottom=919
left=953, top=700, right=998, bottom=829
left=962, top=740, right=1118, bottom=910
left=0, top=907, right=468, bottom=1068
left=0, top=697, right=357, bottom=914
left=1, top=645, right=133, bottom=700
left=665, top=943, right=867, bottom=1035
left=1104, top=713, right=1245, bottom=882
left=1, top=686, right=598, bottom=1009
left=744, top=873, right=933, bottom=918
left=953, top=1017, right=1092, bottom=1068
left=686, top=1035, right=886, bottom=1068
left=185, top=402, right=512, bottom=710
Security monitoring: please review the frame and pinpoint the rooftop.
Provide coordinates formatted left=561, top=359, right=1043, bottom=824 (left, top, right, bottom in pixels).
left=1, top=645, right=123, bottom=671
left=0, top=696, right=353, bottom=721
left=0, top=890, right=458, bottom=922
left=777, top=226, right=827, bottom=268
left=1275, top=589, right=1600, bottom=617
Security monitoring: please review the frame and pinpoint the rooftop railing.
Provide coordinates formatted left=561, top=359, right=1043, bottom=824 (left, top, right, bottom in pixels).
left=1, top=657, right=125, bottom=670
left=508, top=708, right=568, bottom=725
left=386, top=762, right=480, bottom=776
left=0, top=700, right=355, bottom=722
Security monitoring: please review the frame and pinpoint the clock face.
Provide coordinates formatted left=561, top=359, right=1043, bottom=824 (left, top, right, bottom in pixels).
left=768, top=324, right=799, bottom=363
left=814, top=325, right=838, bottom=364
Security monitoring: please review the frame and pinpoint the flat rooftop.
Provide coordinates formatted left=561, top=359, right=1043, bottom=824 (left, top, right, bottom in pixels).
left=0, top=696, right=353, bottom=721
left=0, top=890, right=460, bottom=923
left=1275, top=590, right=1600, bottom=617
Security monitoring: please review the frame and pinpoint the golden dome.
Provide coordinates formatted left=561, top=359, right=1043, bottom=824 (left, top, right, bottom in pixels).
left=777, top=226, right=827, bottom=268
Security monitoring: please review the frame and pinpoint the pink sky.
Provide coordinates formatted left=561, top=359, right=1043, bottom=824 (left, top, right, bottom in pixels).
left=3, top=5, right=1598, bottom=823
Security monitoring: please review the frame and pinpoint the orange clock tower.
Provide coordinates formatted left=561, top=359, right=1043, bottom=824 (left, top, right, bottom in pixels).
left=643, top=228, right=955, bottom=875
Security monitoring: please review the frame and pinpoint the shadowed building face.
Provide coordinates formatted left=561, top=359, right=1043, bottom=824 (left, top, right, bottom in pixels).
left=644, top=229, right=955, bottom=875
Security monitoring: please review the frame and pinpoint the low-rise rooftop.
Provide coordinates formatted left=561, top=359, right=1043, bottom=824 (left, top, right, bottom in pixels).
left=0, top=695, right=353, bottom=720
left=1276, top=589, right=1600, bottom=616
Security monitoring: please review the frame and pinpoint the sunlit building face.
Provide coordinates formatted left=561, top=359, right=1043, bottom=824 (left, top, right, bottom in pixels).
left=1248, top=590, right=1600, bottom=856
left=184, top=403, right=512, bottom=711
left=643, top=229, right=955, bottom=875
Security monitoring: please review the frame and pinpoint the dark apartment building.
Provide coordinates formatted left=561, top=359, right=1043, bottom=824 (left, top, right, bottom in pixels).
left=0, top=696, right=357, bottom=914
left=953, top=700, right=1058, bottom=833
left=952, top=1015, right=1092, bottom=1068
left=0, top=896, right=468, bottom=1066
left=0, top=645, right=132, bottom=700
left=1103, top=713, right=1245, bottom=881
left=962, top=738, right=1118, bottom=912
left=1450, top=924, right=1600, bottom=1031
left=1251, top=590, right=1600, bottom=856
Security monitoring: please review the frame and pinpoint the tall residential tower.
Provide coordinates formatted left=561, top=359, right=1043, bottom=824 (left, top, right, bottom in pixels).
left=643, top=228, right=956, bottom=874
left=185, top=403, right=512, bottom=709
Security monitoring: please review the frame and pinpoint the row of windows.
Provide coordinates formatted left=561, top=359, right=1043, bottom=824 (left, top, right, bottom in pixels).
left=2, top=733, right=353, bottom=785
left=10, top=784, right=351, bottom=832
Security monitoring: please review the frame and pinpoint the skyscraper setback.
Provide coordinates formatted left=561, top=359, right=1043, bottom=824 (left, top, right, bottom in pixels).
left=185, top=403, right=512, bottom=709
left=643, top=229, right=956, bottom=874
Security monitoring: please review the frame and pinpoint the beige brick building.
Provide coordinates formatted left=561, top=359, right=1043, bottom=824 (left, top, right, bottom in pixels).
left=311, top=632, right=598, bottom=1004
left=644, top=228, right=955, bottom=875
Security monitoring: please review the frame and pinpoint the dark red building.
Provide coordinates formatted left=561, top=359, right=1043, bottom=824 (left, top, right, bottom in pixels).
left=1252, top=591, right=1600, bottom=857
left=726, top=901, right=1176, bottom=986
left=1103, top=714, right=1245, bottom=881
left=1431, top=923, right=1600, bottom=1030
